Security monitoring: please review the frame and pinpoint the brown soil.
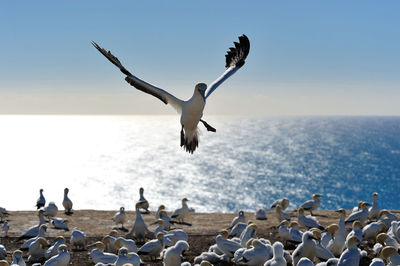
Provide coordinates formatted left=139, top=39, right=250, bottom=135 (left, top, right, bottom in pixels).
left=0, top=209, right=390, bottom=265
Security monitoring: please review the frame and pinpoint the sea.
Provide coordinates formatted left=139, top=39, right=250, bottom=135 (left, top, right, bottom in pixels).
left=0, top=115, right=399, bottom=213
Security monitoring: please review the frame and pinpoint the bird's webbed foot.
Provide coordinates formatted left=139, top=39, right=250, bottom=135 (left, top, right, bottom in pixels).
left=200, top=119, right=216, bottom=132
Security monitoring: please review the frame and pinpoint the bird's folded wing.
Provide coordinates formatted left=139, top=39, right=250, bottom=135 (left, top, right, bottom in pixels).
left=92, top=41, right=184, bottom=113
left=205, top=35, right=250, bottom=99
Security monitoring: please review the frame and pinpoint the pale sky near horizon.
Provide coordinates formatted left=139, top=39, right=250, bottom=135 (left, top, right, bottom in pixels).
left=1, top=1, right=399, bottom=115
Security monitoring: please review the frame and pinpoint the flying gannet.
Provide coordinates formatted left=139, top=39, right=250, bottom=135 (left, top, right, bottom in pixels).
left=92, top=35, right=250, bottom=153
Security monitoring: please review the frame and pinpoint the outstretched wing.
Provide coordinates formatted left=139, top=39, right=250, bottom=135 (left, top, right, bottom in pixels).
left=92, top=41, right=184, bottom=113
left=205, top=35, right=250, bottom=99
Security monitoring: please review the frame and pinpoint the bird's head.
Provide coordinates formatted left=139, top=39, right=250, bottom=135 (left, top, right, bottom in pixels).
left=195, top=83, right=207, bottom=99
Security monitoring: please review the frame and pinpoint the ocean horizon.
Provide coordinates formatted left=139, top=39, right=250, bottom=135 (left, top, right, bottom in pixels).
left=1, top=115, right=399, bottom=213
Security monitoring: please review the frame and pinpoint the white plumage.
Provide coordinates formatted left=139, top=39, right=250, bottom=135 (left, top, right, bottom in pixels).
left=92, top=35, right=250, bottom=154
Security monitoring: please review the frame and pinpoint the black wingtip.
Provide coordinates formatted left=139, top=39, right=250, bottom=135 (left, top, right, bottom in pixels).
left=225, top=34, right=250, bottom=68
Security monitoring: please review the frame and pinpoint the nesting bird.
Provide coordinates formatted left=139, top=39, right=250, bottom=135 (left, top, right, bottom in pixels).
left=43, top=244, right=70, bottom=266
left=255, top=208, right=267, bottom=220
left=292, top=231, right=317, bottom=266
left=337, top=235, right=361, bottom=266
left=297, top=207, right=324, bottom=230
left=163, top=240, right=189, bottom=266
left=43, top=202, right=58, bottom=218
left=270, top=198, right=290, bottom=210
left=70, top=228, right=86, bottom=250
left=230, top=210, right=246, bottom=228
left=137, top=232, right=165, bottom=260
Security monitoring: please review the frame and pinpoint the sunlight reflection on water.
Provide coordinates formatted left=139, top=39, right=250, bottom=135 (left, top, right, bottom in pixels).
left=0, top=115, right=399, bottom=213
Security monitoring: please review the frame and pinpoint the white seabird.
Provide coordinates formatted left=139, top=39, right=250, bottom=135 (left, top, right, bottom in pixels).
left=376, top=232, right=399, bottom=250
left=21, top=224, right=47, bottom=250
left=11, top=250, right=26, bottom=266
left=237, top=239, right=272, bottom=265
left=137, top=232, right=165, bottom=260
left=315, top=258, right=339, bottom=266
left=362, top=221, right=386, bottom=242
left=70, top=228, right=86, bottom=250
left=126, top=203, right=150, bottom=242
left=270, top=198, right=290, bottom=210
left=337, top=235, right=361, bottom=266
left=18, top=209, right=47, bottom=240
left=264, top=241, right=286, bottom=266
left=27, top=237, right=48, bottom=263
left=240, top=223, right=257, bottom=247
left=171, top=198, right=190, bottom=223
left=43, top=244, right=70, bottom=266
left=297, top=207, right=324, bottom=230
left=216, top=230, right=242, bottom=259
left=89, top=241, right=118, bottom=264
left=62, top=188, right=73, bottom=215
left=255, top=208, right=267, bottom=220
left=346, top=221, right=363, bottom=242
left=155, top=205, right=166, bottom=219
left=382, top=246, right=400, bottom=266
left=310, top=229, right=335, bottom=261
left=113, top=207, right=127, bottom=230
left=114, top=247, right=141, bottom=266
left=159, top=210, right=172, bottom=230
left=378, top=210, right=399, bottom=229
left=43, top=202, right=58, bottom=218
left=194, top=252, right=223, bottom=265
left=292, top=231, right=317, bottom=266
left=36, top=189, right=46, bottom=209
left=229, top=222, right=247, bottom=238
left=326, top=224, right=346, bottom=257
left=136, top=187, right=149, bottom=213
left=164, top=229, right=188, bottom=246
left=368, top=192, right=380, bottom=220
left=45, top=236, right=66, bottom=259
left=297, top=257, right=315, bottom=266
left=114, top=237, right=138, bottom=253
left=288, top=221, right=303, bottom=244
left=277, top=220, right=291, bottom=244
left=335, top=209, right=347, bottom=238
left=345, top=202, right=369, bottom=225
left=51, top=218, right=69, bottom=231
left=230, top=210, right=246, bottom=228
left=92, top=35, right=250, bottom=153
left=300, top=194, right=323, bottom=216
left=163, top=240, right=189, bottom=266
left=369, top=258, right=385, bottom=266
left=275, top=205, right=291, bottom=222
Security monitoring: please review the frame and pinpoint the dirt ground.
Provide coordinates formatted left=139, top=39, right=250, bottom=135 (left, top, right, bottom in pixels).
left=1, top=209, right=396, bottom=265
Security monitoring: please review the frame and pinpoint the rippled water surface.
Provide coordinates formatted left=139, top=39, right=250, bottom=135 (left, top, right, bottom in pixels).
left=1, top=115, right=399, bottom=212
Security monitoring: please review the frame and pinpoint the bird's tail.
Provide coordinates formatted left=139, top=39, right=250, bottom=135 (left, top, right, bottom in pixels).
left=181, top=128, right=200, bottom=154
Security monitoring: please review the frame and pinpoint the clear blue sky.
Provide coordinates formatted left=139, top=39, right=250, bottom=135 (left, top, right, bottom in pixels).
left=1, top=1, right=399, bottom=115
